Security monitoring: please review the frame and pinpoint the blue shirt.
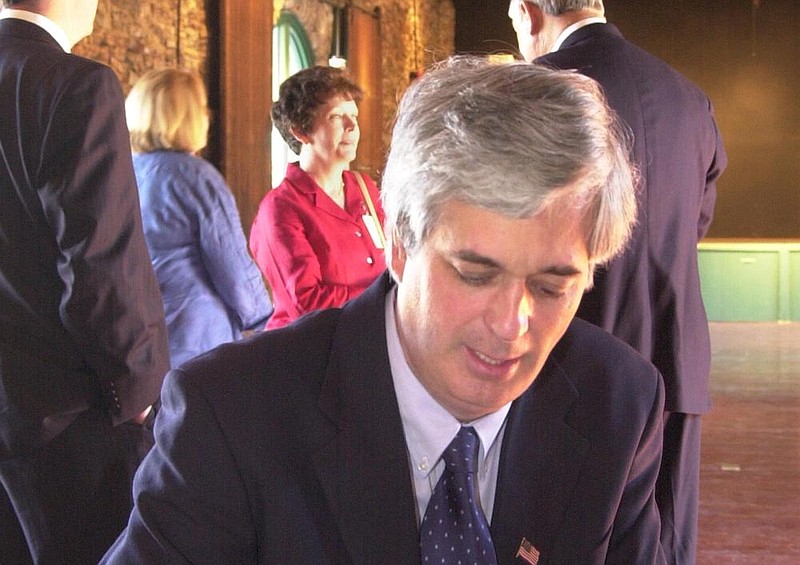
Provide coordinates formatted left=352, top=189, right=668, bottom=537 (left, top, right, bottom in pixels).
left=134, top=150, right=272, bottom=367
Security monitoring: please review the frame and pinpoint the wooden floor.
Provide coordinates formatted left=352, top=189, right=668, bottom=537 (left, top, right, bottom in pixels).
left=697, top=322, right=800, bottom=563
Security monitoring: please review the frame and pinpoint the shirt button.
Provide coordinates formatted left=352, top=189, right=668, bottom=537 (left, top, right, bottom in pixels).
left=366, top=257, right=374, bottom=265
left=355, top=230, right=362, bottom=237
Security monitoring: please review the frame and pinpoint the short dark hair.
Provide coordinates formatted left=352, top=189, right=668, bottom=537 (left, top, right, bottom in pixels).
left=271, top=66, right=363, bottom=155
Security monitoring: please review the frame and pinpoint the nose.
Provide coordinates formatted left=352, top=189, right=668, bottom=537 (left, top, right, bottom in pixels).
left=486, top=281, right=531, bottom=341
left=343, top=115, right=358, bottom=131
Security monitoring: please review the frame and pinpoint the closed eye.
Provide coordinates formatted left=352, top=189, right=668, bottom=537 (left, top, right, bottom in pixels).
left=526, top=278, right=572, bottom=300
left=532, top=285, right=566, bottom=299
left=449, top=251, right=501, bottom=287
left=457, top=270, right=496, bottom=287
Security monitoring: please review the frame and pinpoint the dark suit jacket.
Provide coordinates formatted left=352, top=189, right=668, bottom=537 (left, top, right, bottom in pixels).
left=538, top=24, right=727, bottom=414
left=103, top=273, right=666, bottom=565
left=0, top=18, right=169, bottom=458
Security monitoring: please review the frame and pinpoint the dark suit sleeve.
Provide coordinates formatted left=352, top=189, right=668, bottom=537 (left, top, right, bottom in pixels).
left=40, top=64, right=169, bottom=423
left=698, top=100, right=727, bottom=239
left=101, top=368, right=257, bottom=564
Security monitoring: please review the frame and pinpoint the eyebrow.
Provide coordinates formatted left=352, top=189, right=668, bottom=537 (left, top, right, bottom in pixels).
left=452, top=250, right=584, bottom=278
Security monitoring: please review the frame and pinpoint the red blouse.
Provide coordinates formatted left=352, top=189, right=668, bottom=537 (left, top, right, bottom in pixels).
left=250, top=163, right=386, bottom=329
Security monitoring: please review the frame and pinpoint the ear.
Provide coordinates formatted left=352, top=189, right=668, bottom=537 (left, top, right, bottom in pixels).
left=389, top=228, right=408, bottom=283
left=520, top=1, right=545, bottom=35
left=290, top=126, right=310, bottom=146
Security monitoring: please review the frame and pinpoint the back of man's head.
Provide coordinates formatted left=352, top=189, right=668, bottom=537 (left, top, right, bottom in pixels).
left=519, top=0, right=604, bottom=16
left=381, top=55, right=636, bottom=269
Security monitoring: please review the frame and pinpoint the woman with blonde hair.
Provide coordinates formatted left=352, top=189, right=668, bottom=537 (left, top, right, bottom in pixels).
left=126, top=68, right=272, bottom=367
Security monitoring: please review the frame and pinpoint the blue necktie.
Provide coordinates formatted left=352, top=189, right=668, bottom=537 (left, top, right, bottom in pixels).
left=419, top=426, right=498, bottom=564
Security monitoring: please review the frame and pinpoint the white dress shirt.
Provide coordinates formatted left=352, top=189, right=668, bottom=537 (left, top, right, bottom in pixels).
left=550, top=16, right=607, bottom=52
left=385, top=287, right=511, bottom=525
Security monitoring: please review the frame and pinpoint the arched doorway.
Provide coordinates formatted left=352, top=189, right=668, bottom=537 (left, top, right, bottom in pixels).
left=271, top=11, right=313, bottom=187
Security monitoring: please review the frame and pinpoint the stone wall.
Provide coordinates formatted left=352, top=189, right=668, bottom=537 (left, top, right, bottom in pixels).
left=276, top=0, right=331, bottom=66
left=373, top=0, right=456, bottom=149
left=76, top=0, right=455, bottom=147
left=275, top=0, right=456, bottom=83
left=75, top=0, right=208, bottom=92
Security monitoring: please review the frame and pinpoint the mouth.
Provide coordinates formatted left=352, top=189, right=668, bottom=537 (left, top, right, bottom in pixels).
left=473, top=350, right=506, bottom=366
left=467, top=347, right=522, bottom=376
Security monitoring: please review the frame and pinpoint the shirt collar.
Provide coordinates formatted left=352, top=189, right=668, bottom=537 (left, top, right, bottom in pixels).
left=385, top=286, right=510, bottom=480
left=550, top=16, right=607, bottom=53
left=0, top=8, right=72, bottom=52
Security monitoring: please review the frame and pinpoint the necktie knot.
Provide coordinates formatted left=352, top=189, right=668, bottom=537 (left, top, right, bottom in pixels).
left=443, top=426, right=480, bottom=475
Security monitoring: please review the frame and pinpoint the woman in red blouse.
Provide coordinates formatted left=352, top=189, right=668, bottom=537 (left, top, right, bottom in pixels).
left=250, top=66, right=386, bottom=329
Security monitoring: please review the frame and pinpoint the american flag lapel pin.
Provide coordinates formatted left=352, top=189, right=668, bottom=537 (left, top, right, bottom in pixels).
left=516, top=537, right=541, bottom=565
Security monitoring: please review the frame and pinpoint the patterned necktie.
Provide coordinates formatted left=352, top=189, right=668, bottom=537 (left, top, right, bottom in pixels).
left=419, top=426, right=499, bottom=565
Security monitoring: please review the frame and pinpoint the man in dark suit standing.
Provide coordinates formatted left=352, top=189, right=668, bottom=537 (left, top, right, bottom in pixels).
left=102, top=58, right=666, bottom=565
left=508, top=2, right=728, bottom=563
left=0, top=1, right=170, bottom=563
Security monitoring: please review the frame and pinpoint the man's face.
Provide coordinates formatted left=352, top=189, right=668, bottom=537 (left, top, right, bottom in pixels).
left=392, top=198, right=591, bottom=422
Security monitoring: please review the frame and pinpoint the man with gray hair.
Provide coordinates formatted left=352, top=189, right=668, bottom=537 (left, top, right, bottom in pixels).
left=508, top=2, right=727, bottom=564
left=102, top=57, right=666, bottom=565
left=0, top=0, right=169, bottom=563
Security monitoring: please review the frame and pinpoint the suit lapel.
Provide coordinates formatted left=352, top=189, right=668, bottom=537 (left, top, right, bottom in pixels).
left=491, top=355, right=589, bottom=564
left=312, top=274, right=421, bottom=565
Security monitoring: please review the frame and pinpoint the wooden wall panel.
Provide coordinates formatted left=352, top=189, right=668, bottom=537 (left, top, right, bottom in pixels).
left=219, top=0, right=273, bottom=233
left=347, top=8, right=383, bottom=179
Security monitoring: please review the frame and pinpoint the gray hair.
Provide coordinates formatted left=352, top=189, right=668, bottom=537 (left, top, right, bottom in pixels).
left=381, top=56, right=636, bottom=269
left=515, top=0, right=604, bottom=16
